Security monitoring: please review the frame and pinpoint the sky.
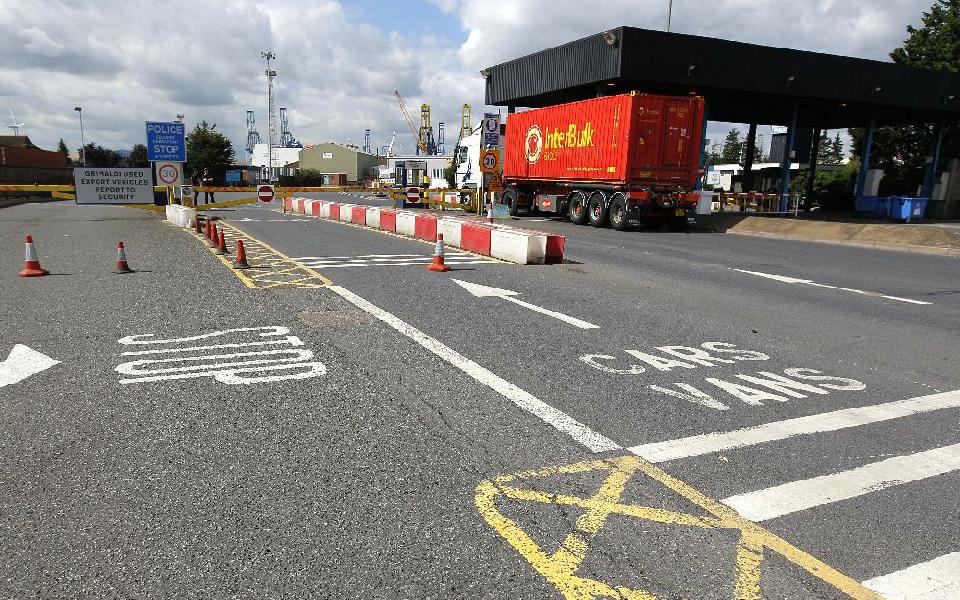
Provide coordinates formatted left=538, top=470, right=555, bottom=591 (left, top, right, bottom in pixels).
left=0, top=0, right=935, bottom=161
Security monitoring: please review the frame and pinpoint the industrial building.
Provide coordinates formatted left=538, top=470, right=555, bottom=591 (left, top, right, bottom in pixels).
left=383, top=155, right=452, bottom=189
left=298, top=143, right=383, bottom=186
left=0, top=135, right=70, bottom=183
left=250, top=143, right=301, bottom=181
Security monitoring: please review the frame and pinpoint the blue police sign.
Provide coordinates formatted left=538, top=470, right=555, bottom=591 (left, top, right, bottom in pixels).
left=145, top=121, right=186, bottom=162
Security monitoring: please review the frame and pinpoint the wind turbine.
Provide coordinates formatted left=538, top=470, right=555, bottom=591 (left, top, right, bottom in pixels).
left=8, top=108, right=24, bottom=135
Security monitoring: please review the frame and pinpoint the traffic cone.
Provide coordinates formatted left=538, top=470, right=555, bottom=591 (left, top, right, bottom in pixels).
left=204, top=216, right=211, bottom=239
left=194, top=214, right=203, bottom=233
left=234, top=240, right=250, bottom=269
left=216, top=229, right=229, bottom=255
left=115, top=241, right=134, bottom=274
left=486, top=202, right=494, bottom=223
left=426, top=233, right=451, bottom=272
left=18, top=235, right=49, bottom=277
left=209, top=221, right=218, bottom=245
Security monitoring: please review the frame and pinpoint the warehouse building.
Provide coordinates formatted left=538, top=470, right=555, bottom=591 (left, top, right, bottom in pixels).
left=0, top=136, right=70, bottom=183
left=250, top=143, right=301, bottom=181
left=298, top=143, right=383, bottom=186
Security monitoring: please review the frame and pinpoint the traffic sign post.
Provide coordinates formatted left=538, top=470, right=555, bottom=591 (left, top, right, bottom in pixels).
left=481, top=149, right=500, bottom=173
left=487, top=172, right=504, bottom=193
left=145, top=122, right=186, bottom=162
left=258, top=184, right=275, bottom=203
left=482, top=113, right=500, bottom=147
left=155, top=162, right=183, bottom=186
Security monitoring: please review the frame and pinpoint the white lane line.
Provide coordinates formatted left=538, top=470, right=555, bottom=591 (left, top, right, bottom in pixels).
left=306, top=260, right=498, bottom=269
left=628, top=390, right=960, bottom=463
left=862, top=552, right=960, bottom=599
left=722, top=442, right=960, bottom=521
left=327, top=285, right=621, bottom=453
left=732, top=268, right=932, bottom=305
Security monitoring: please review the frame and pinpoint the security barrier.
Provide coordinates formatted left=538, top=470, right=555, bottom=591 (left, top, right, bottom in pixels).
left=700, top=191, right=804, bottom=215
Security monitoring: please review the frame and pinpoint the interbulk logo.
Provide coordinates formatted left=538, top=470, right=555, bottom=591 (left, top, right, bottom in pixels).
left=544, top=122, right=595, bottom=150
left=525, top=125, right=544, bottom=164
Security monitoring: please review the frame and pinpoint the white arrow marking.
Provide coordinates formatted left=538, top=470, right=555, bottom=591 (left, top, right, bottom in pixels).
left=0, top=344, right=60, bottom=387
left=452, top=279, right=600, bottom=329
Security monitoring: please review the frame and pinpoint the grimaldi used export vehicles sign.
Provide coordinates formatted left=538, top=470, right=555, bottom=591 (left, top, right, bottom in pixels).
left=73, top=168, right=154, bottom=204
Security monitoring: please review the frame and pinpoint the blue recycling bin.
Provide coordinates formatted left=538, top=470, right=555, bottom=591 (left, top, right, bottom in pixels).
left=888, top=196, right=928, bottom=222
left=854, top=195, right=889, bottom=218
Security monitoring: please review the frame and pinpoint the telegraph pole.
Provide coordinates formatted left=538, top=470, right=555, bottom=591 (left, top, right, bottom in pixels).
left=667, top=0, right=673, bottom=32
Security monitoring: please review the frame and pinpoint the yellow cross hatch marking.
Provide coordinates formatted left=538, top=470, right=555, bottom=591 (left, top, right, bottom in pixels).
left=186, top=220, right=333, bottom=289
left=476, top=455, right=883, bottom=600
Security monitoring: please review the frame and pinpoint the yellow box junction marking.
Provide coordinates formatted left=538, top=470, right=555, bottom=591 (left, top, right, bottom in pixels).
left=188, top=220, right=332, bottom=289
left=476, top=455, right=883, bottom=600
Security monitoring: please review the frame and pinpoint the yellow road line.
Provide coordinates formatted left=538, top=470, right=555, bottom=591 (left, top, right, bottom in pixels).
left=477, top=455, right=884, bottom=600
left=183, top=220, right=332, bottom=289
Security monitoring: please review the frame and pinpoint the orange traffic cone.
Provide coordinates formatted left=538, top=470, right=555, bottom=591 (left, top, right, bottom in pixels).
left=234, top=240, right=250, bottom=269
left=210, top=221, right=218, bottom=244
left=216, top=229, right=229, bottom=255
left=204, top=216, right=211, bottom=239
left=115, top=241, right=134, bottom=274
left=426, top=233, right=452, bottom=272
left=194, top=214, right=203, bottom=233
left=18, top=235, right=49, bottom=277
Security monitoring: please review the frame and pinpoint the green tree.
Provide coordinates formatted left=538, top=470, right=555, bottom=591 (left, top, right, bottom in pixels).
left=443, top=160, right=457, bottom=188
left=849, top=0, right=960, bottom=193
left=815, top=131, right=844, bottom=166
left=80, top=143, right=122, bottom=167
left=126, top=143, right=149, bottom=167
left=719, top=128, right=743, bottom=164
left=57, top=138, right=70, bottom=164
left=185, top=121, right=234, bottom=182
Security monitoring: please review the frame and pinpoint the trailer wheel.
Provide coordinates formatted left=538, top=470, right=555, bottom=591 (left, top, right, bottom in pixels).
left=568, top=191, right=589, bottom=225
left=609, top=194, right=628, bottom=231
left=587, top=192, right=608, bottom=228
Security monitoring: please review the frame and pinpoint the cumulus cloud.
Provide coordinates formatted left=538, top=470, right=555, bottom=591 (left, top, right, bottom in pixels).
left=1, top=0, right=933, bottom=159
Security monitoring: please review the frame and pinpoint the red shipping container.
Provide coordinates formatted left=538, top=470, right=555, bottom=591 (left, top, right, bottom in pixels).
left=503, top=92, right=705, bottom=189
left=460, top=222, right=493, bottom=256
left=351, top=205, right=367, bottom=225
left=414, top=214, right=437, bottom=241
left=380, top=209, right=397, bottom=232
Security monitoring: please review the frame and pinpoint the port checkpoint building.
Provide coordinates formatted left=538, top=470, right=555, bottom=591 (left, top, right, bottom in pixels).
left=481, top=26, right=960, bottom=217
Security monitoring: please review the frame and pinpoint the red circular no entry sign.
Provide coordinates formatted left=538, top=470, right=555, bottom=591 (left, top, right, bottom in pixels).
left=258, top=185, right=275, bottom=202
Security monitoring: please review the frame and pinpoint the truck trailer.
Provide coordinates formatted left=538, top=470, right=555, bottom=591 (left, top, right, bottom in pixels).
left=502, top=92, right=705, bottom=230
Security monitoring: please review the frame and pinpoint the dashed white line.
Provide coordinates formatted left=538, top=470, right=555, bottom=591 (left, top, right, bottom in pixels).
left=628, top=389, right=960, bottom=463
left=722, top=442, right=960, bottom=521
left=863, top=552, right=960, bottom=599
left=327, top=285, right=621, bottom=452
left=732, top=268, right=932, bottom=305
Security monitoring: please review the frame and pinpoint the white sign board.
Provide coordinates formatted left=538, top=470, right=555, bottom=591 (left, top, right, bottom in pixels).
left=706, top=171, right=721, bottom=185
left=74, top=168, right=154, bottom=204
left=482, top=113, right=500, bottom=147
left=154, top=161, right=183, bottom=186
left=322, top=152, right=333, bottom=159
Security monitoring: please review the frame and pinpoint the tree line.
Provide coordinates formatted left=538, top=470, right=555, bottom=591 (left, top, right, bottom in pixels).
left=709, top=129, right=845, bottom=166
left=58, top=121, right=235, bottom=181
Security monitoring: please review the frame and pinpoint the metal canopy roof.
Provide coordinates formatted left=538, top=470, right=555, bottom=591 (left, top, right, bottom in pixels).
left=483, top=27, right=960, bottom=129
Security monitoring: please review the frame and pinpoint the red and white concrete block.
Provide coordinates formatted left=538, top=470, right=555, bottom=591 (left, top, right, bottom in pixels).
left=288, top=197, right=564, bottom=265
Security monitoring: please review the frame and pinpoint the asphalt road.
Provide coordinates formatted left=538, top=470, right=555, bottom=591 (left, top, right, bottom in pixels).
left=2, top=196, right=958, bottom=599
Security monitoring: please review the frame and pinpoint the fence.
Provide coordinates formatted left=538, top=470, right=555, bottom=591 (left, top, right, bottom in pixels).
left=702, top=191, right=804, bottom=215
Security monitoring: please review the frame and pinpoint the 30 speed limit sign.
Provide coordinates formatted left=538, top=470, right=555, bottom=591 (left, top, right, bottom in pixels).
left=480, top=149, right=500, bottom=173
left=154, top=161, right=183, bottom=186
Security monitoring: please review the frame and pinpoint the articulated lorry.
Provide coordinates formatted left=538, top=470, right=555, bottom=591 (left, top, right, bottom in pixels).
left=502, top=92, right=705, bottom=229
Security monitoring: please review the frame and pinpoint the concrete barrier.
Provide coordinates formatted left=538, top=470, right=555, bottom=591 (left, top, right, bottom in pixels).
left=285, top=197, right=564, bottom=264
left=461, top=222, right=494, bottom=256
left=297, top=198, right=306, bottom=214
left=396, top=211, right=417, bottom=237
left=380, top=209, right=397, bottom=232
left=165, top=204, right=196, bottom=228
left=365, top=207, right=382, bottom=229
left=438, top=217, right=463, bottom=248
left=351, top=205, right=367, bottom=226
left=337, top=203, right=355, bottom=223
left=491, top=229, right=547, bottom=265
left=414, top=214, right=438, bottom=241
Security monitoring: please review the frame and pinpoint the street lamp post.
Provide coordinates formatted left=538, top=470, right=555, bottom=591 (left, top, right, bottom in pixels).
left=73, top=106, right=86, bottom=167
